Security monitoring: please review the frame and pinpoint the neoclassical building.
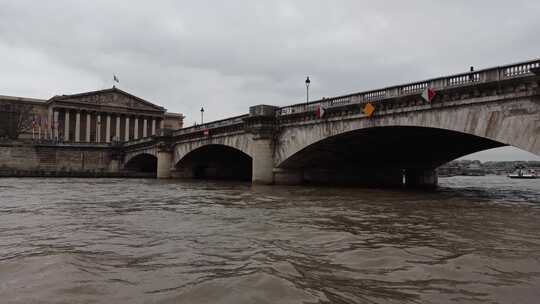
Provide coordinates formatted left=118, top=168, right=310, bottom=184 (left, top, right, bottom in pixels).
left=1, top=87, right=184, bottom=142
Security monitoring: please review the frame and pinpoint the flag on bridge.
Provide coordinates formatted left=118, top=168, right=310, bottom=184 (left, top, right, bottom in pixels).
left=203, top=128, right=210, bottom=137
left=421, top=87, right=436, bottom=103
left=315, top=104, right=326, bottom=118
left=362, top=102, right=375, bottom=117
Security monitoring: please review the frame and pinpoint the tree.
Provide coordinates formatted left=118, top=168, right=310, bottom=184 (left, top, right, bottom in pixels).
left=0, top=102, right=34, bottom=140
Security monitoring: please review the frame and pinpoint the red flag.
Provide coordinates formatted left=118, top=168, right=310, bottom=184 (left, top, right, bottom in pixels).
left=421, top=88, right=436, bottom=103
left=315, top=105, right=326, bottom=118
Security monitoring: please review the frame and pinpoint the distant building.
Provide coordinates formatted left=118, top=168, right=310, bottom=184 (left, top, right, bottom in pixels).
left=464, top=161, right=485, bottom=176
left=0, top=87, right=184, bottom=142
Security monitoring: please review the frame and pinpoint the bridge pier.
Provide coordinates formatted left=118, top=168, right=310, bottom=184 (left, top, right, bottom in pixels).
left=109, top=159, right=121, bottom=172
left=302, top=168, right=404, bottom=187
left=405, top=169, right=438, bottom=189
left=251, top=138, right=275, bottom=184
left=273, top=168, right=304, bottom=185
left=156, top=141, right=173, bottom=179
left=157, top=151, right=172, bottom=178
left=245, top=105, right=280, bottom=185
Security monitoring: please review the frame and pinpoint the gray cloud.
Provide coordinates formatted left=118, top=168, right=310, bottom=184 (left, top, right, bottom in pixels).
left=1, top=0, right=539, bottom=160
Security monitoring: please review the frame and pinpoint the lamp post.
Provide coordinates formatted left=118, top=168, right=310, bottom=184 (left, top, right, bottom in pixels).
left=305, top=76, right=311, bottom=107
left=200, top=107, right=204, bottom=124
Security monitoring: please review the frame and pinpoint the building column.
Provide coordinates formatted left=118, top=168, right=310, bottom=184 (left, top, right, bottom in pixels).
left=86, top=113, right=91, bottom=142
left=115, top=116, right=121, bottom=142
left=143, top=118, right=148, bottom=138
left=125, top=116, right=130, bottom=141
left=96, top=114, right=101, bottom=143
left=106, top=114, right=111, bottom=143
left=64, top=110, right=70, bottom=141
left=160, top=119, right=165, bottom=131
left=134, top=117, right=139, bottom=140
left=53, top=110, right=59, bottom=139
left=151, top=119, right=156, bottom=135
left=47, top=107, right=53, bottom=140
left=75, top=111, right=81, bottom=142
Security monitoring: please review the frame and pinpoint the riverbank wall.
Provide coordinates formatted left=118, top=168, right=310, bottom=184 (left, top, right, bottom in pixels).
left=0, top=141, right=151, bottom=178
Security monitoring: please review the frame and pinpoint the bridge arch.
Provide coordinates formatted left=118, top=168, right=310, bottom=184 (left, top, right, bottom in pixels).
left=173, top=133, right=252, bottom=165
left=274, top=97, right=539, bottom=186
left=278, top=126, right=501, bottom=179
left=173, top=144, right=253, bottom=181
left=123, top=152, right=158, bottom=177
left=276, top=97, right=540, bottom=168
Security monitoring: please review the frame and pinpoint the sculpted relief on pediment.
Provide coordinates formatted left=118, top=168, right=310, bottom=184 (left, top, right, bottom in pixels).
left=60, top=92, right=163, bottom=112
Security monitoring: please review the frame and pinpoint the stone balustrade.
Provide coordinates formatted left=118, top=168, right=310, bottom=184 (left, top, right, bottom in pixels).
left=277, top=58, right=540, bottom=116
left=172, top=114, right=248, bottom=137
left=118, top=58, right=540, bottom=148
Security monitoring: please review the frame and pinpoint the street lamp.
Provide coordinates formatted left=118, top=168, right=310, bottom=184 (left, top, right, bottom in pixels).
left=200, top=107, right=204, bottom=124
left=305, top=76, right=311, bottom=106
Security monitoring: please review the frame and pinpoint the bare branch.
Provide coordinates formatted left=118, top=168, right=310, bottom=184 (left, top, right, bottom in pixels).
left=0, top=101, right=34, bottom=139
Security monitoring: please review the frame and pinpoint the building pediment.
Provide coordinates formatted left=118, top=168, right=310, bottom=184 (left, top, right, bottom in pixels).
left=49, top=87, right=165, bottom=113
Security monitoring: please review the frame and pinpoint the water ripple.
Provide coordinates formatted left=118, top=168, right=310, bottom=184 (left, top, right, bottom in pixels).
left=0, top=176, right=539, bottom=303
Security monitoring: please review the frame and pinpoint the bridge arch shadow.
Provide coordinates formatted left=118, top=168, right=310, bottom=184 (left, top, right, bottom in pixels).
left=277, top=126, right=510, bottom=186
left=174, top=144, right=252, bottom=181
left=123, top=153, right=158, bottom=177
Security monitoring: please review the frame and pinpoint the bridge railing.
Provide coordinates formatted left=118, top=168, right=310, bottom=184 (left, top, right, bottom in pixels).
left=277, top=58, right=540, bottom=116
left=130, top=58, right=539, bottom=142
left=12, top=138, right=119, bottom=148
left=172, top=114, right=248, bottom=137
left=122, top=136, right=155, bottom=147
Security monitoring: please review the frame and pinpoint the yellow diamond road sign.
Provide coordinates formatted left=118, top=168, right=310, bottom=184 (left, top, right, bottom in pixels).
left=363, top=103, right=375, bottom=117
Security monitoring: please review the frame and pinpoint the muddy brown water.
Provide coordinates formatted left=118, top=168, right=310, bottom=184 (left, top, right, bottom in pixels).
left=1, top=176, right=539, bottom=303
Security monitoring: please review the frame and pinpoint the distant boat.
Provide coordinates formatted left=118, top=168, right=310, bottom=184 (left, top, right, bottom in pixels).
left=508, top=166, right=537, bottom=179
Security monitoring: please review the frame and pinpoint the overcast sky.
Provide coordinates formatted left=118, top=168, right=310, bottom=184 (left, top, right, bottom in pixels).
left=1, top=1, right=539, bottom=160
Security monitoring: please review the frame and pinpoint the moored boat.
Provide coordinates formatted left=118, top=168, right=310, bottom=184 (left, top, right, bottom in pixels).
left=507, top=166, right=537, bottom=179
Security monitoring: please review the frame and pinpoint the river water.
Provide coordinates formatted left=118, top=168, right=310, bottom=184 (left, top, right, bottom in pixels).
left=0, top=176, right=539, bottom=304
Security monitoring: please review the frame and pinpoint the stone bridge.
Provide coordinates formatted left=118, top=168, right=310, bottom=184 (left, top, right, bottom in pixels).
left=122, top=59, right=540, bottom=187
